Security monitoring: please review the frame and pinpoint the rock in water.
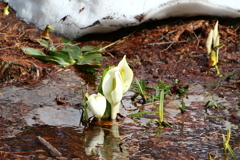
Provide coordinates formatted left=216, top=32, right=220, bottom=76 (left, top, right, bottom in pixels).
left=3, top=0, right=240, bottom=39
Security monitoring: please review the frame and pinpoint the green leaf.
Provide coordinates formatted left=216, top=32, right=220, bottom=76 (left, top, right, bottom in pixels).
left=36, top=39, right=56, bottom=51
left=76, top=51, right=103, bottom=65
left=60, top=37, right=71, bottom=44
left=36, top=39, right=50, bottom=47
left=146, top=118, right=159, bottom=125
left=81, top=45, right=101, bottom=52
left=21, top=47, right=46, bottom=56
left=62, top=45, right=82, bottom=63
left=102, top=100, right=111, bottom=119
left=49, top=50, right=76, bottom=66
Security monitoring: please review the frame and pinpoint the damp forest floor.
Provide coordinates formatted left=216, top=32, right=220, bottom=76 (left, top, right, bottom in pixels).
left=0, top=2, right=240, bottom=160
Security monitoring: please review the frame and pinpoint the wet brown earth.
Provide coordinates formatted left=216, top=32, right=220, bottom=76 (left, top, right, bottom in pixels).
left=0, top=2, right=240, bottom=160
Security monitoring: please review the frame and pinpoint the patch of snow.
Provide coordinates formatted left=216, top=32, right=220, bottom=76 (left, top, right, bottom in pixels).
left=2, top=0, right=240, bottom=39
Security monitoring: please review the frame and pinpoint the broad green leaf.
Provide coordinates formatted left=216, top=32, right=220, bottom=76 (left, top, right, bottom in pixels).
left=60, top=37, right=71, bottom=44
left=36, top=56, right=71, bottom=67
left=36, top=39, right=50, bottom=48
left=62, top=45, right=82, bottom=55
left=76, top=51, right=103, bottom=65
left=22, top=47, right=46, bottom=56
left=81, top=45, right=100, bottom=52
left=62, top=45, right=83, bottom=63
left=49, top=50, right=76, bottom=65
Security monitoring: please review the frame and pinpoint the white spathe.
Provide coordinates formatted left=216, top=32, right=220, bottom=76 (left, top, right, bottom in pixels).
left=87, top=93, right=106, bottom=119
left=2, top=0, right=240, bottom=39
left=101, top=56, right=133, bottom=119
left=102, top=67, right=123, bottom=119
left=102, top=67, right=123, bottom=106
left=117, top=55, right=133, bottom=94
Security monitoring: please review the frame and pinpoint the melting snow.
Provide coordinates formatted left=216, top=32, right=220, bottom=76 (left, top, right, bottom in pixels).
left=2, top=0, right=240, bottom=39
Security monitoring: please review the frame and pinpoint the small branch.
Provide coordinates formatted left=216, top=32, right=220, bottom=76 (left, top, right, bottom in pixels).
left=37, top=136, right=62, bottom=157
left=0, top=23, right=9, bottom=31
left=0, top=46, right=17, bottom=50
left=146, top=40, right=188, bottom=46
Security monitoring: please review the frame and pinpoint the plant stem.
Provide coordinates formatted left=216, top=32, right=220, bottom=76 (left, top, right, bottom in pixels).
left=111, top=102, right=120, bottom=119
left=159, top=90, right=164, bottom=122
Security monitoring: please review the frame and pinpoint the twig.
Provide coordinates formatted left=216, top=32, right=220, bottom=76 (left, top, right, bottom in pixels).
left=0, top=46, right=17, bottom=50
left=0, top=23, right=9, bottom=31
left=37, top=136, right=62, bottom=157
left=146, top=40, right=188, bottom=46
left=53, top=42, right=81, bottom=47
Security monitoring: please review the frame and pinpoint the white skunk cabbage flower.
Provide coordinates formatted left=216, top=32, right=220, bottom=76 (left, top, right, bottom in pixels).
left=206, top=21, right=219, bottom=67
left=102, top=67, right=123, bottom=119
left=117, top=55, right=133, bottom=94
left=87, top=93, right=106, bottom=119
left=102, top=55, right=133, bottom=119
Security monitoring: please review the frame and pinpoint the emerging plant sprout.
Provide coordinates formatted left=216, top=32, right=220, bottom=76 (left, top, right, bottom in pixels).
left=206, top=21, right=222, bottom=74
left=87, top=55, right=133, bottom=120
left=222, top=123, right=236, bottom=158
left=3, top=4, right=10, bottom=15
left=43, top=25, right=55, bottom=38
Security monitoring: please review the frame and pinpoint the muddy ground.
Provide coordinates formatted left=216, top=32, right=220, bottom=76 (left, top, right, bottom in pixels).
left=0, top=2, right=240, bottom=160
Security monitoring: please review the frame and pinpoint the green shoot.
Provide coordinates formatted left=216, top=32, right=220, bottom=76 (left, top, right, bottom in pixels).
left=175, top=98, right=186, bottom=113
left=130, top=90, right=171, bottom=128
left=227, top=69, right=240, bottom=81
left=3, top=5, right=10, bottom=15
left=215, top=62, right=220, bottom=75
left=43, top=25, right=55, bottom=38
left=176, top=85, right=189, bottom=96
left=131, top=78, right=149, bottom=103
left=205, top=98, right=225, bottom=108
left=222, top=123, right=236, bottom=159
left=208, top=153, right=213, bottom=160
left=158, top=90, right=171, bottom=127
left=131, top=79, right=171, bottom=103
left=80, top=90, right=89, bottom=126
left=205, top=99, right=219, bottom=108
left=158, top=90, right=164, bottom=122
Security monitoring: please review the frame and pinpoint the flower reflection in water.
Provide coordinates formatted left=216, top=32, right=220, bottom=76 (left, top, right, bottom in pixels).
left=84, top=120, right=128, bottom=159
